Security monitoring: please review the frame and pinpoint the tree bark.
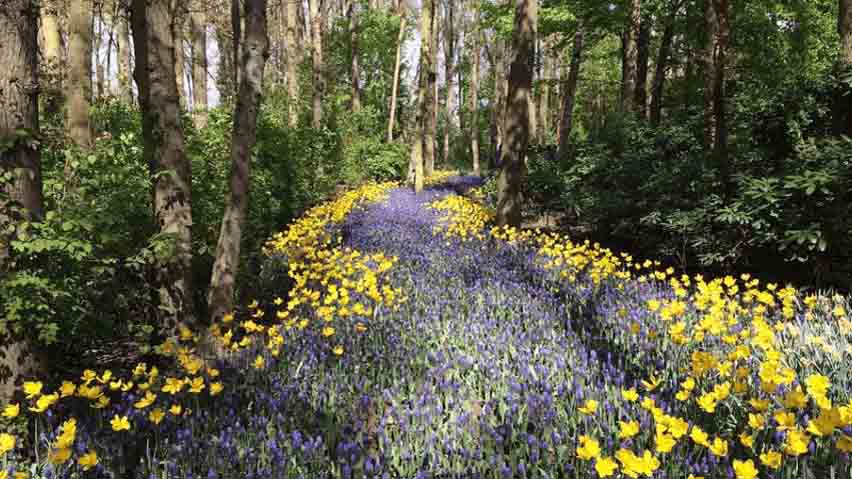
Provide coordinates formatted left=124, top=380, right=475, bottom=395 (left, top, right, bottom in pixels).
left=68, top=0, right=93, bottom=149
left=208, top=0, right=269, bottom=323
left=231, top=0, right=241, bottom=92
left=496, top=0, right=535, bottom=227
left=41, top=1, right=64, bottom=115
left=468, top=0, right=481, bottom=176
left=387, top=11, right=407, bottom=141
left=94, top=5, right=106, bottom=99
left=836, top=0, right=852, bottom=136
left=117, top=4, right=133, bottom=104
left=349, top=0, right=362, bottom=113
left=132, top=0, right=194, bottom=335
left=557, top=28, right=584, bottom=158
left=538, top=39, right=551, bottom=141
left=412, top=0, right=434, bottom=193
left=286, top=0, right=301, bottom=127
left=442, top=0, right=456, bottom=165
left=425, top=3, right=438, bottom=176
left=634, top=18, right=650, bottom=119
left=175, top=13, right=187, bottom=107
left=704, top=0, right=729, bottom=194
left=0, top=0, right=44, bottom=402
left=650, top=2, right=679, bottom=126
left=190, top=5, right=208, bottom=127
left=309, top=0, right=325, bottom=128
left=620, top=0, right=641, bottom=113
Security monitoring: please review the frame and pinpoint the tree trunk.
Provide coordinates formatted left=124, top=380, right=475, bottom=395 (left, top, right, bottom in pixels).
left=41, top=2, right=64, bottom=115
left=190, top=6, right=208, bottom=127
left=538, top=39, right=551, bottom=141
left=94, top=6, right=106, bottom=100
left=117, top=4, right=133, bottom=104
left=387, top=12, right=407, bottom=141
left=412, top=0, right=434, bottom=193
left=231, top=0, right=241, bottom=92
left=286, top=0, right=301, bottom=127
left=442, top=0, right=456, bottom=165
left=620, top=0, right=641, bottom=113
left=349, top=0, right=362, bottom=113
left=208, top=0, right=269, bottom=323
left=469, top=0, right=481, bottom=176
left=175, top=18, right=186, bottom=107
left=635, top=18, right=650, bottom=119
left=68, top=0, right=93, bottom=149
left=836, top=0, right=852, bottom=136
left=650, top=2, right=678, bottom=126
left=424, top=1, right=437, bottom=176
left=309, top=0, right=325, bottom=128
left=704, top=0, right=729, bottom=194
left=132, top=0, right=194, bottom=335
left=557, top=28, right=584, bottom=158
left=0, top=0, right=44, bottom=402
left=496, top=0, right=536, bottom=227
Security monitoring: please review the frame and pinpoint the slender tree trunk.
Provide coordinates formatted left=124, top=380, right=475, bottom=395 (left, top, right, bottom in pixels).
left=117, top=4, right=133, bottom=103
left=232, top=0, right=241, bottom=92
left=209, top=0, right=269, bottom=322
left=490, top=38, right=507, bottom=167
left=286, top=0, right=301, bottom=127
left=310, top=0, right=325, bottom=128
left=175, top=18, right=186, bottom=107
left=497, top=0, right=536, bottom=227
left=424, top=1, right=437, bottom=176
left=557, top=28, right=584, bottom=158
left=0, top=0, right=44, bottom=402
left=68, top=0, right=93, bottom=150
left=620, top=0, right=641, bottom=113
left=387, top=12, right=407, bottom=141
left=132, top=0, right=194, bottom=334
left=41, top=2, right=64, bottom=114
left=703, top=0, right=718, bottom=148
left=836, top=0, right=852, bottom=136
left=469, top=0, right=481, bottom=176
left=538, top=39, right=551, bottom=141
left=703, top=0, right=729, bottom=194
left=412, top=0, right=434, bottom=192
left=650, top=3, right=678, bottom=126
left=635, top=18, right=650, bottom=119
left=349, top=0, right=362, bottom=112
left=190, top=6, right=208, bottom=127
left=94, top=6, right=105, bottom=99
left=442, top=0, right=456, bottom=165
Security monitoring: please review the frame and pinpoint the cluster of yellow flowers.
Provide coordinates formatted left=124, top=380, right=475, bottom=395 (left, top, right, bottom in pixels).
left=1, top=182, right=402, bottom=476
left=423, top=170, right=460, bottom=186
left=431, top=191, right=851, bottom=478
left=429, top=195, right=495, bottom=241
left=256, top=182, right=404, bottom=355
left=0, top=331, right=223, bottom=474
left=263, top=182, right=397, bottom=257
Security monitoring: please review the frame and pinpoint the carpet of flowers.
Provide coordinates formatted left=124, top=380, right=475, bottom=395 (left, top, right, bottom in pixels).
left=1, top=173, right=851, bottom=479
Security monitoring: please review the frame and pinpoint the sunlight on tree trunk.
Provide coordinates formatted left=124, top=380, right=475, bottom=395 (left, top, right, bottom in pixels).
left=209, top=0, right=270, bottom=324
left=620, top=0, right=640, bottom=113
left=68, top=0, right=93, bottom=151
left=310, top=0, right=325, bottom=128
left=349, top=0, right=362, bottom=113
left=412, top=0, right=434, bottom=193
left=387, top=11, right=407, bottom=142
left=190, top=6, right=208, bottom=128
left=286, top=0, right=301, bottom=127
left=497, top=0, right=535, bottom=227
left=41, top=2, right=64, bottom=115
left=132, top=0, right=194, bottom=336
left=0, top=0, right=44, bottom=402
left=468, top=0, right=481, bottom=176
